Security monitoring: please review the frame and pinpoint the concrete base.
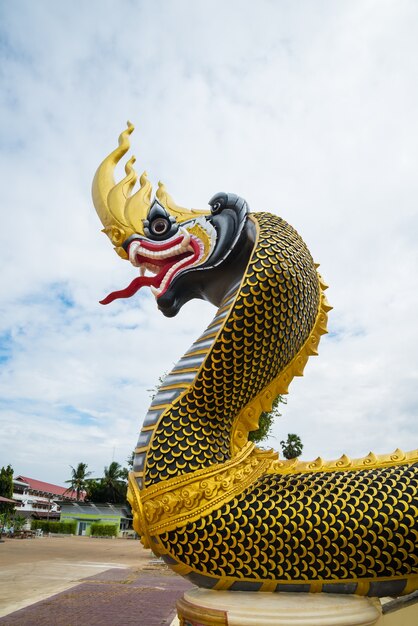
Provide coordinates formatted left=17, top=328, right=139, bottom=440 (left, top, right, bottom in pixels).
left=177, top=589, right=382, bottom=626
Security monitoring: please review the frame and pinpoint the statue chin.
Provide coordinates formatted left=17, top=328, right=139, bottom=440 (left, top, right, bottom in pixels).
left=157, top=289, right=185, bottom=318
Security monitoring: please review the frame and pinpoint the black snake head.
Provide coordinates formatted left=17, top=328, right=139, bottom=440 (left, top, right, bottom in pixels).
left=156, top=192, right=253, bottom=317
left=99, top=189, right=254, bottom=318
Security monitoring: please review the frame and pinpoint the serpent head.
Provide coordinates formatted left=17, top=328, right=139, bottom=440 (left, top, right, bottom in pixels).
left=93, top=124, right=255, bottom=316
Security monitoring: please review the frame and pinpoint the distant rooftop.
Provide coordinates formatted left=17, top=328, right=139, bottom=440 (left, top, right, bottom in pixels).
left=14, top=475, right=81, bottom=500
left=0, top=495, right=17, bottom=504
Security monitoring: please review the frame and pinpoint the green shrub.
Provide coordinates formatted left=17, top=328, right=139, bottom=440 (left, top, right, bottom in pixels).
left=90, top=523, right=118, bottom=537
left=31, top=520, right=77, bottom=534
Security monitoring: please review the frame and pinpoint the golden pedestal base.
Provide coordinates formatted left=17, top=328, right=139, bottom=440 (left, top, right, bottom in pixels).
left=177, top=589, right=382, bottom=626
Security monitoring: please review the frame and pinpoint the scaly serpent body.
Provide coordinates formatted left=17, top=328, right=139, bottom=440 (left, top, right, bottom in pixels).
left=136, top=213, right=319, bottom=485
left=92, top=124, right=418, bottom=598
left=128, top=213, right=418, bottom=596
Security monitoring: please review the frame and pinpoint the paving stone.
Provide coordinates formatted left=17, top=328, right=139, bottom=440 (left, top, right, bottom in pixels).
left=0, top=568, right=192, bottom=626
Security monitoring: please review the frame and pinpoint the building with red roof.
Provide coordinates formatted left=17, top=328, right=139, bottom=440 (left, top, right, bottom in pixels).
left=12, top=475, right=84, bottom=522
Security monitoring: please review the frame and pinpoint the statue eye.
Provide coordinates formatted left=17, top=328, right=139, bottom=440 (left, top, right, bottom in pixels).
left=150, top=217, right=170, bottom=236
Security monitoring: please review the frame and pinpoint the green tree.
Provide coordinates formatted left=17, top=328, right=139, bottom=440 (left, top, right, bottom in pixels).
left=0, top=465, right=15, bottom=518
left=102, top=461, right=126, bottom=501
left=65, top=462, right=92, bottom=500
left=86, top=462, right=127, bottom=504
left=249, top=396, right=286, bottom=444
left=126, top=451, right=134, bottom=469
left=280, top=433, right=303, bottom=459
left=148, top=372, right=168, bottom=401
left=85, top=479, right=106, bottom=502
left=120, top=451, right=134, bottom=480
left=12, top=515, right=26, bottom=531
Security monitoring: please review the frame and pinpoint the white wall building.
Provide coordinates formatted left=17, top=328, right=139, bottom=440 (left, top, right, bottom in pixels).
left=13, top=475, right=79, bottom=521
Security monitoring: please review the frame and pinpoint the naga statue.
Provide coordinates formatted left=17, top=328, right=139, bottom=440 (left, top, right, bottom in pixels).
left=92, top=123, right=418, bottom=599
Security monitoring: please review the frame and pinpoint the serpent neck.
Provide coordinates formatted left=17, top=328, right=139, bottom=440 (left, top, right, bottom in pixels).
left=133, top=213, right=320, bottom=488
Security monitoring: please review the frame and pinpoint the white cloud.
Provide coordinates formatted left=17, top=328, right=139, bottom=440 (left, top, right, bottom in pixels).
left=0, top=0, right=417, bottom=483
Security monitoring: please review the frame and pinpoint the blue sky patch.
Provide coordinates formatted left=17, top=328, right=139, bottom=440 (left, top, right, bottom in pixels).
left=0, top=331, right=13, bottom=364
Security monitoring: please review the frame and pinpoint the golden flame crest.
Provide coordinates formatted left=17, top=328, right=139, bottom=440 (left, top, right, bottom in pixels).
left=92, top=122, right=207, bottom=258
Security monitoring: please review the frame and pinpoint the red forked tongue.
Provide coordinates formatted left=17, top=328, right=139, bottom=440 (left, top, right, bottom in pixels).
left=100, top=238, right=199, bottom=305
left=99, top=275, right=159, bottom=305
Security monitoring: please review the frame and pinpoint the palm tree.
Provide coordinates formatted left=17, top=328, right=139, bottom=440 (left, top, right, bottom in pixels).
left=65, top=462, right=92, bottom=500
left=102, top=462, right=126, bottom=503
left=280, top=434, right=303, bottom=459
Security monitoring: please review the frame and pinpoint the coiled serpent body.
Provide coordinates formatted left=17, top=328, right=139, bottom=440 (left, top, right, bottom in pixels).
left=127, top=213, right=418, bottom=597
left=92, top=124, right=417, bottom=597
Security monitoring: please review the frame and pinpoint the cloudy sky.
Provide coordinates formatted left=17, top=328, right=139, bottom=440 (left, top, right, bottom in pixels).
left=1, top=1, right=417, bottom=486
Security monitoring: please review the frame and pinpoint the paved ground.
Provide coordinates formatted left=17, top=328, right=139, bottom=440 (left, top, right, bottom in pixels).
left=0, top=536, right=192, bottom=625
left=0, top=567, right=191, bottom=626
